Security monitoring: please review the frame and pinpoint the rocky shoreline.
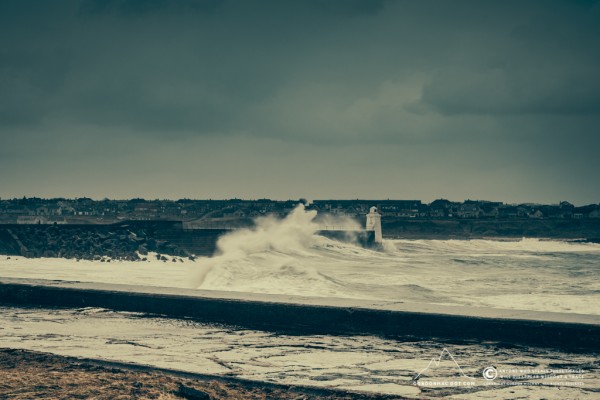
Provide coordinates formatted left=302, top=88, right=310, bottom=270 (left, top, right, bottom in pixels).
left=0, top=222, right=194, bottom=261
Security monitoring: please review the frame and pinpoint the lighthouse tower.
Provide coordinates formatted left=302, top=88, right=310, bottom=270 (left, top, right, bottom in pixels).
left=365, top=206, right=382, bottom=245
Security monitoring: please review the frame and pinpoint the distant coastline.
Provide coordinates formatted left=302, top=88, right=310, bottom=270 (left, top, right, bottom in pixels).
left=2, top=197, right=600, bottom=261
left=2, top=198, right=599, bottom=225
left=381, top=218, right=600, bottom=241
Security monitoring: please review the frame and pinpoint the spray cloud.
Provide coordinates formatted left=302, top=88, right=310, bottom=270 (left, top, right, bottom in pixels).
left=192, top=204, right=361, bottom=290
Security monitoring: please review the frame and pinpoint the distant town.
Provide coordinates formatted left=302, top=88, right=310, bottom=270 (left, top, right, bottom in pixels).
left=1, top=197, right=599, bottom=225
left=1, top=197, right=600, bottom=260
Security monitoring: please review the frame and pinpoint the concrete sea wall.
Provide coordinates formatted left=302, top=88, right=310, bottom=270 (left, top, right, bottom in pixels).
left=0, top=278, right=598, bottom=353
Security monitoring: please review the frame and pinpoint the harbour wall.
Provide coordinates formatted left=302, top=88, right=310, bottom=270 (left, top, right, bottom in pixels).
left=0, top=221, right=375, bottom=259
left=0, top=278, right=598, bottom=353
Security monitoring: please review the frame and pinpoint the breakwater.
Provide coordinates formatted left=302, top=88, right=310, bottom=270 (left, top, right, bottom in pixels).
left=0, top=221, right=375, bottom=260
left=0, top=278, right=598, bottom=352
left=0, top=221, right=222, bottom=260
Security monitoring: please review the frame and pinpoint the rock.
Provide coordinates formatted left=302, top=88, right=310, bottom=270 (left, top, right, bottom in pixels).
left=176, top=384, right=211, bottom=400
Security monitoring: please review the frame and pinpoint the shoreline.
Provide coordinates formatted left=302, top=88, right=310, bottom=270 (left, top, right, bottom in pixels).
left=384, top=235, right=600, bottom=242
left=0, top=348, right=396, bottom=400
left=383, top=234, right=600, bottom=242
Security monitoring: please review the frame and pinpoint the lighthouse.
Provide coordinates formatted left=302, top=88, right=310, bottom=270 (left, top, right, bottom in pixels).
left=365, top=206, right=382, bottom=245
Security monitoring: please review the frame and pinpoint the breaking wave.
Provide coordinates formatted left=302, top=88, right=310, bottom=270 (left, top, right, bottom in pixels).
left=193, top=204, right=367, bottom=298
left=193, top=205, right=600, bottom=314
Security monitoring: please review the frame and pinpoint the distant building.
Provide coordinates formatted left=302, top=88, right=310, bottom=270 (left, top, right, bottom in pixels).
left=529, top=210, right=544, bottom=219
left=589, top=209, right=600, bottom=218
left=457, top=203, right=482, bottom=218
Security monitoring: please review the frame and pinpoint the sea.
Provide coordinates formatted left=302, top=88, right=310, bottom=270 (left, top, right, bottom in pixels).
left=1, top=205, right=599, bottom=398
left=0, top=205, right=599, bottom=315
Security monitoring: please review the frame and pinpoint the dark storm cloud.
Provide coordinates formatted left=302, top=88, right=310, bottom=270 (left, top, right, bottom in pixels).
left=419, top=1, right=600, bottom=116
left=421, top=67, right=600, bottom=115
left=0, top=0, right=599, bottom=202
left=0, top=0, right=392, bottom=138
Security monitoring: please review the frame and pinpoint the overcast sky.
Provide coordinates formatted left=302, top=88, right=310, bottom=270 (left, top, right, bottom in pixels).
left=1, top=0, right=599, bottom=204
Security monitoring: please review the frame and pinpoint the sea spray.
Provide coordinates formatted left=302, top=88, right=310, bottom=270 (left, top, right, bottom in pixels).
left=216, top=204, right=319, bottom=257
left=192, top=203, right=362, bottom=294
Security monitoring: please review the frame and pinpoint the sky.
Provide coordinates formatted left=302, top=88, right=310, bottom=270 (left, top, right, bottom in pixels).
left=1, top=0, right=599, bottom=204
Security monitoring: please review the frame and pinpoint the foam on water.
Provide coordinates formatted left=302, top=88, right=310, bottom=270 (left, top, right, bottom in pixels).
left=189, top=205, right=600, bottom=313
left=4, top=306, right=596, bottom=398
